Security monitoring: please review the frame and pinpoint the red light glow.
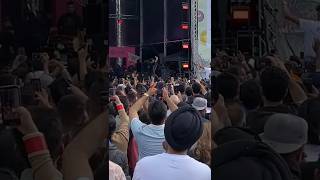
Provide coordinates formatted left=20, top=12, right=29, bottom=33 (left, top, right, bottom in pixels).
left=182, top=63, right=189, bottom=69
left=182, top=4, right=189, bottom=10
left=117, top=19, right=124, bottom=25
left=182, top=43, right=189, bottom=49
left=181, top=24, right=189, bottom=30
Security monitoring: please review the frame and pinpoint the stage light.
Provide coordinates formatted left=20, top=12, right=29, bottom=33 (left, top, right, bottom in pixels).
left=182, top=42, right=189, bottom=49
left=182, top=3, right=189, bottom=10
left=233, top=10, right=249, bottom=20
left=231, top=6, right=250, bottom=20
left=181, top=23, right=189, bottom=30
left=182, top=63, right=189, bottom=69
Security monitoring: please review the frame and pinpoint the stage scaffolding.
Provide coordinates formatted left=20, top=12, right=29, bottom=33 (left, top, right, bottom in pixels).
left=109, top=0, right=192, bottom=77
left=213, top=0, right=269, bottom=58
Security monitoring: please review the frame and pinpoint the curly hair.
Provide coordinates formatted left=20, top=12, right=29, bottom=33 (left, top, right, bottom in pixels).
left=192, top=122, right=212, bottom=167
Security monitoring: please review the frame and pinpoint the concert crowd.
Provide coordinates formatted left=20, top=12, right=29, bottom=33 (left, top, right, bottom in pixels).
left=0, top=0, right=320, bottom=180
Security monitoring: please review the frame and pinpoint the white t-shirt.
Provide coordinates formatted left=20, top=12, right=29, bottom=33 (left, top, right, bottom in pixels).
left=299, top=19, right=320, bottom=59
left=25, top=71, right=54, bottom=88
left=109, top=161, right=127, bottom=180
left=133, top=153, right=211, bottom=180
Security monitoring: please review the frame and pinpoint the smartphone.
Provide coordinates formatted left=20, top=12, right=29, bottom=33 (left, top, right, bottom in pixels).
left=156, top=82, right=164, bottom=100
left=166, top=83, right=173, bottom=95
left=109, top=88, right=116, bottom=97
left=0, top=85, right=21, bottom=126
left=31, top=79, right=42, bottom=93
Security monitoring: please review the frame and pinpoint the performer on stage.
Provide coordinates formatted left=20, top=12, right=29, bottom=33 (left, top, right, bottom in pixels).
left=144, top=56, right=159, bottom=76
left=152, top=56, right=159, bottom=76
left=194, top=61, right=211, bottom=80
left=112, top=58, right=124, bottom=77
left=283, top=0, right=320, bottom=71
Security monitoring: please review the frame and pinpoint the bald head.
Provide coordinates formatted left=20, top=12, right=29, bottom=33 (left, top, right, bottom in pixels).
left=170, top=95, right=180, bottom=105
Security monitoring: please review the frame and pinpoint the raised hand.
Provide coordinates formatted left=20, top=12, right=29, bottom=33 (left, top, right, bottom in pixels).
left=15, top=107, right=38, bottom=135
left=213, top=94, right=231, bottom=127
left=78, top=44, right=88, bottom=61
left=162, top=87, right=170, bottom=101
left=147, top=83, right=157, bottom=96
left=35, top=89, right=52, bottom=109
left=49, top=60, right=65, bottom=77
left=112, top=95, right=122, bottom=105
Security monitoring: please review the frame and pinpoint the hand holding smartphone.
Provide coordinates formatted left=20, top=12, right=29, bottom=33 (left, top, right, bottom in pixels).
left=108, top=88, right=116, bottom=101
left=0, top=85, right=21, bottom=126
left=156, top=82, right=164, bottom=100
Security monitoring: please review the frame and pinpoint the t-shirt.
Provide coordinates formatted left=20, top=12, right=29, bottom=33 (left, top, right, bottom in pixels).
left=131, top=118, right=165, bottom=160
left=133, top=153, right=211, bottom=180
left=25, top=71, right=54, bottom=88
left=109, top=161, right=126, bottom=180
left=299, top=19, right=320, bottom=59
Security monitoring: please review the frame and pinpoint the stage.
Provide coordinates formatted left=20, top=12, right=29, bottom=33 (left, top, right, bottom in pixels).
left=108, top=0, right=211, bottom=80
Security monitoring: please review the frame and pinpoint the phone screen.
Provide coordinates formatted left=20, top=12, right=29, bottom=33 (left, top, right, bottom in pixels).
left=156, top=82, right=164, bottom=100
left=166, top=83, right=173, bottom=95
left=31, top=79, right=42, bottom=93
left=109, top=88, right=116, bottom=97
left=0, top=85, right=21, bottom=126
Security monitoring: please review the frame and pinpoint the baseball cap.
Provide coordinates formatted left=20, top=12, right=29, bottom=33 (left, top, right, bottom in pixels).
left=192, top=97, right=207, bottom=111
left=260, top=113, right=308, bottom=154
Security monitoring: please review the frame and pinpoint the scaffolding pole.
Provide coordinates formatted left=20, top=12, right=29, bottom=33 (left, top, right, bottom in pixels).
left=140, top=0, right=143, bottom=73
left=116, top=0, right=122, bottom=64
left=163, top=0, right=168, bottom=78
